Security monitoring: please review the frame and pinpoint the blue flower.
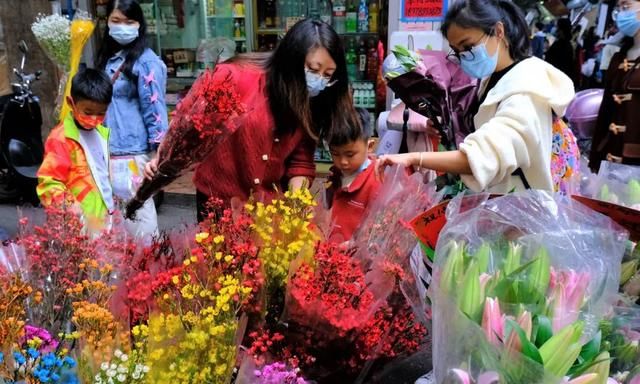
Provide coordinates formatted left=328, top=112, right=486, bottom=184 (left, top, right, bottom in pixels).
left=27, top=347, right=40, bottom=359
left=12, top=351, right=26, bottom=365
left=51, top=373, right=60, bottom=382
left=41, top=352, right=57, bottom=368
left=0, top=351, right=4, bottom=363
left=62, top=356, right=76, bottom=368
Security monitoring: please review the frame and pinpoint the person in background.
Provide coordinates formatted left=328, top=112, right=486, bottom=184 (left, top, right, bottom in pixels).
left=590, top=0, right=640, bottom=171
left=376, top=0, right=575, bottom=193
left=144, top=19, right=360, bottom=221
left=97, top=0, right=168, bottom=238
left=37, top=69, right=114, bottom=232
left=532, top=22, right=547, bottom=59
left=546, top=18, right=578, bottom=86
left=324, top=108, right=381, bottom=242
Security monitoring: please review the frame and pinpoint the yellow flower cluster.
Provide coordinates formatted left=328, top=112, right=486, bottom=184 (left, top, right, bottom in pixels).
left=0, top=275, right=37, bottom=351
left=144, top=312, right=238, bottom=384
left=247, top=189, right=319, bottom=287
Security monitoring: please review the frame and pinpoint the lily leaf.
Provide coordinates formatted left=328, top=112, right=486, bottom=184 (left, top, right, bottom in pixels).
left=532, top=315, right=553, bottom=347
left=579, top=332, right=602, bottom=363
left=505, top=318, right=543, bottom=365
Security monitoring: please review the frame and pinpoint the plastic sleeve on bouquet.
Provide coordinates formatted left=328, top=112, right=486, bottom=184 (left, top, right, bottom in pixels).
left=430, top=191, right=629, bottom=383
left=125, top=68, right=245, bottom=219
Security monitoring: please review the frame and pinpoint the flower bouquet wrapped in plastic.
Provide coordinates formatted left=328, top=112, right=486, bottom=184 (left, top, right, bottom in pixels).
left=31, top=13, right=70, bottom=120
left=431, top=191, right=627, bottom=384
left=589, top=161, right=640, bottom=211
left=58, top=11, right=95, bottom=121
left=596, top=306, right=640, bottom=383
left=352, top=166, right=442, bottom=325
left=125, top=67, right=245, bottom=220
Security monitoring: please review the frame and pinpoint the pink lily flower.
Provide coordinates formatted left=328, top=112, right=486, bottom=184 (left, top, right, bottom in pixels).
left=482, top=297, right=504, bottom=347
left=548, top=268, right=590, bottom=332
left=451, top=369, right=472, bottom=384
left=505, top=311, right=533, bottom=353
left=561, top=373, right=599, bottom=384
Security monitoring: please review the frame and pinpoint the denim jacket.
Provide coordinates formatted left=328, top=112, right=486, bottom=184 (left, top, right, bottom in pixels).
left=105, top=48, right=168, bottom=156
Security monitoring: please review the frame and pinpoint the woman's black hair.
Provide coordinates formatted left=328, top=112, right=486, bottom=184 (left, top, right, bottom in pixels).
left=97, top=0, right=148, bottom=80
left=441, top=0, right=531, bottom=62
left=266, top=18, right=359, bottom=141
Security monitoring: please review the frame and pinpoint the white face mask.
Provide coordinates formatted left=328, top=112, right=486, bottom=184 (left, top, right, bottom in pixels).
left=108, top=22, right=139, bottom=45
left=305, top=68, right=334, bottom=97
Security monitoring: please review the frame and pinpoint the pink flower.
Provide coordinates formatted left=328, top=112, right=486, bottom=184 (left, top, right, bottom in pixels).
left=481, top=298, right=504, bottom=348
left=505, top=311, right=532, bottom=353
left=547, top=268, right=590, bottom=332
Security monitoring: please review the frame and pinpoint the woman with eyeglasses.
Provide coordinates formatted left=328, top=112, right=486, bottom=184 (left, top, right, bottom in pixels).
left=144, top=19, right=359, bottom=221
left=590, top=0, right=640, bottom=171
left=377, top=0, right=575, bottom=193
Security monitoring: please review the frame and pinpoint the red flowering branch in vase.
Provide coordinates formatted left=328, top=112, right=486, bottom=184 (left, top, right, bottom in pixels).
left=125, top=68, right=246, bottom=219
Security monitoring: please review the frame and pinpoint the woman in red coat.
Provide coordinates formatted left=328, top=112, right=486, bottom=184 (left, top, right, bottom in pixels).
left=144, top=19, right=359, bottom=220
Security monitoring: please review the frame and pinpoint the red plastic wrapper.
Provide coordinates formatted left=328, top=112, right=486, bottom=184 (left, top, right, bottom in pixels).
left=125, top=67, right=245, bottom=219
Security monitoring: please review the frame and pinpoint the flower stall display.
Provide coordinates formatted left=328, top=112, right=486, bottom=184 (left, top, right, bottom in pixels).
left=431, top=191, right=627, bottom=383
left=125, top=67, right=245, bottom=220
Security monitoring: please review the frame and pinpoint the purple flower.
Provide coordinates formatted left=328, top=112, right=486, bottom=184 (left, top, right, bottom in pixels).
left=21, top=325, right=59, bottom=353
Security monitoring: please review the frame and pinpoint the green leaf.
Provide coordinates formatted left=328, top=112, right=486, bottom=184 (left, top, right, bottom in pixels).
left=459, top=261, right=484, bottom=323
left=532, top=315, right=553, bottom=347
left=506, top=318, right=543, bottom=365
left=474, top=243, right=491, bottom=274
left=580, top=332, right=602, bottom=363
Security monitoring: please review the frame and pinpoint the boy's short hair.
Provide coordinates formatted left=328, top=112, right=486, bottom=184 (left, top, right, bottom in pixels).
left=328, top=107, right=372, bottom=147
left=535, top=22, right=544, bottom=31
left=70, top=68, right=113, bottom=105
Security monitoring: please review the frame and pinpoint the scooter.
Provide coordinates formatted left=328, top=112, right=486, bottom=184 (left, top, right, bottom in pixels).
left=0, top=40, right=44, bottom=205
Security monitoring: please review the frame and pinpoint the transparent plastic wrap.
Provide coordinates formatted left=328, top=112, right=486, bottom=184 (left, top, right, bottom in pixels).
left=58, top=11, right=95, bottom=121
left=590, top=161, right=640, bottom=210
left=432, top=191, right=628, bottom=384
left=126, top=67, right=245, bottom=219
left=352, top=165, right=442, bottom=326
left=31, top=13, right=70, bottom=120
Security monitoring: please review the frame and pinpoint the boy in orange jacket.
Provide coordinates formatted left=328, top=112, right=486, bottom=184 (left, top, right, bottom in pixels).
left=37, top=68, right=114, bottom=231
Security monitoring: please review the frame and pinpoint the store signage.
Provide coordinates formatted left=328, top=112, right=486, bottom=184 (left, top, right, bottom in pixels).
left=401, top=0, right=447, bottom=22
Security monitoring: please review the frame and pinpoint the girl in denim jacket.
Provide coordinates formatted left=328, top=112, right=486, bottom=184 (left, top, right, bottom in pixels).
left=97, top=0, right=168, bottom=239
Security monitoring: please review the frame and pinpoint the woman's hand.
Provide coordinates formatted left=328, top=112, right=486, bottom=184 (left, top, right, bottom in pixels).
left=143, top=156, right=159, bottom=180
left=375, top=153, right=418, bottom=182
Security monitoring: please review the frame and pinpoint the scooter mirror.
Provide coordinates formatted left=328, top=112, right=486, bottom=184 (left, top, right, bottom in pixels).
left=18, top=41, right=28, bottom=54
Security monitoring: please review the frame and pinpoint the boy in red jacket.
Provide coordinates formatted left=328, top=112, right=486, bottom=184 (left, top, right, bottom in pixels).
left=325, top=108, right=381, bottom=242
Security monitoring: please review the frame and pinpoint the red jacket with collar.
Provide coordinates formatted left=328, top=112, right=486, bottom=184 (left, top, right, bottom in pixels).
left=193, top=63, right=316, bottom=203
left=327, top=157, right=382, bottom=242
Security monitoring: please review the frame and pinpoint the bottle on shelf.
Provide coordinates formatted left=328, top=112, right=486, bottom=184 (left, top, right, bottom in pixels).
left=357, top=38, right=367, bottom=81
left=332, top=0, right=346, bottom=34
left=276, top=0, right=285, bottom=28
left=320, top=0, right=332, bottom=25
left=354, top=88, right=362, bottom=107
left=358, top=0, right=369, bottom=33
left=369, top=1, right=378, bottom=33
left=366, top=38, right=378, bottom=81
left=240, top=19, right=245, bottom=37
left=346, top=0, right=357, bottom=33
left=346, top=38, right=358, bottom=81
left=265, top=0, right=276, bottom=28
left=368, top=85, right=376, bottom=108
left=308, top=0, right=320, bottom=19
left=234, top=20, right=241, bottom=38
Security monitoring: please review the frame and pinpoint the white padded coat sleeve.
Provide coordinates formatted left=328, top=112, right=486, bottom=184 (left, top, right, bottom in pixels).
left=459, top=93, right=551, bottom=192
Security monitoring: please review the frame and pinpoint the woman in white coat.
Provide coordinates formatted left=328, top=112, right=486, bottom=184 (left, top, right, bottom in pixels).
left=376, top=0, right=575, bottom=193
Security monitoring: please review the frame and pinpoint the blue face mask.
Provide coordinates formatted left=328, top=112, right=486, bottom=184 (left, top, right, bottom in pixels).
left=616, top=10, right=640, bottom=37
left=108, top=22, right=139, bottom=46
left=305, top=69, right=332, bottom=97
left=459, top=36, right=500, bottom=79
